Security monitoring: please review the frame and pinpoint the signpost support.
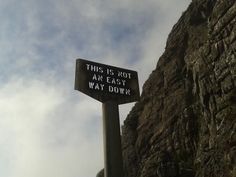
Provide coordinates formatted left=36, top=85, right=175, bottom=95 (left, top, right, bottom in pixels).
left=102, top=101, right=123, bottom=177
left=75, top=58, right=140, bottom=177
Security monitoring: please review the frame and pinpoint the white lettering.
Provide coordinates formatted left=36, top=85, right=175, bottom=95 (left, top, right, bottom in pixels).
left=92, top=74, right=97, bottom=81
left=125, top=89, right=131, bottom=95
left=100, top=84, right=104, bottom=91
left=89, top=82, right=95, bottom=89
left=119, top=88, right=125, bottom=94
left=117, top=71, right=131, bottom=79
left=88, top=82, right=105, bottom=91
left=108, top=85, right=113, bottom=92
left=107, top=68, right=114, bottom=75
left=94, top=83, right=100, bottom=90
left=114, top=87, right=119, bottom=93
left=106, top=77, right=127, bottom=86
left=106, top=76, right=111, bottom=84
left=86, top=64, right=103, bottom=73
left=121, top=80, right=126, bottom=86
left=92, top=74, right=103, bottom=82
left=86, top=64, right=90, bottom=71
left=108, top=85, right=131, bottom=95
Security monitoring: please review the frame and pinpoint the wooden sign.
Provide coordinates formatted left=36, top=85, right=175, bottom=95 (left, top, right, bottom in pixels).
left=75, top=58, right=140, bottom=104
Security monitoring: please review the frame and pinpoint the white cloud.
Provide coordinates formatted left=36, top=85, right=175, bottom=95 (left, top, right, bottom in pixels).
left=0, top=77, right=61, bottom=176
left=0, top=77, right=104, bottom=177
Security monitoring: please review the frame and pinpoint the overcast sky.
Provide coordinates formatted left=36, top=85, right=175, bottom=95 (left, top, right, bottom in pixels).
left=0, top=0, right=191, bottom=177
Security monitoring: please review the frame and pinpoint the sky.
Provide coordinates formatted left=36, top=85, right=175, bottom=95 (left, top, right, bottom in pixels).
left=0, top=0, right=191, bottom=177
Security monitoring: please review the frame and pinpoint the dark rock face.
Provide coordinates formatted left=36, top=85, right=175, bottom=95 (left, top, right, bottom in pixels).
left=122, top=0, right=236, bottom=177
left=96, top=169, right=104, bottom=177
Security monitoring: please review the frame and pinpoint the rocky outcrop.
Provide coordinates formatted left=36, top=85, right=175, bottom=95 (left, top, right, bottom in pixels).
left=96, top=169, right=104, bottom=177
left=122, top=0, right=236, bottom=177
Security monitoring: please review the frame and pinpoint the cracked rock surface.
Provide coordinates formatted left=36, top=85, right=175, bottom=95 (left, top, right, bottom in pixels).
left=122, top=0, right=236, bottom=177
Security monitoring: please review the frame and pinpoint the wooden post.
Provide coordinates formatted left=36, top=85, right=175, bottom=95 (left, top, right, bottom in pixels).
left=102, top=101, right=123, bottom=177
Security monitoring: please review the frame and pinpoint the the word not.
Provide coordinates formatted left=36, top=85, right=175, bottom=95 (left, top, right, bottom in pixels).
left=117, top=71, right=131, bottom=79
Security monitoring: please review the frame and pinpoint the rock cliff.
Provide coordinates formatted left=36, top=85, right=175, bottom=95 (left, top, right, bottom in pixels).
left=122, top=0, right=236, bottom=177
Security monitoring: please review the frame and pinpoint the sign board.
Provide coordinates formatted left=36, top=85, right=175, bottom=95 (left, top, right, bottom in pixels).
left=75, top=58, right=140, bottom=104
